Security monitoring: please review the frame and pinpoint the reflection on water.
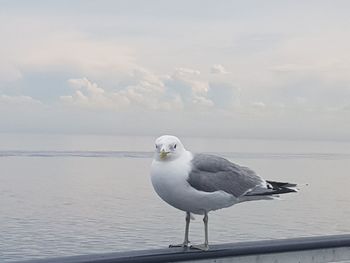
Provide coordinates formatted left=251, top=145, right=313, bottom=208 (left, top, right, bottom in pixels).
left=1, top=135, right=350, bottom=262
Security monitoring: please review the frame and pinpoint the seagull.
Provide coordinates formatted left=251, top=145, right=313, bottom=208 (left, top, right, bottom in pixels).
left=150, top=135, right=298, bottom=251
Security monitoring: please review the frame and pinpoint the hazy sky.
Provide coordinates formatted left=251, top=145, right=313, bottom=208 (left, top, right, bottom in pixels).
left=1, top=1, right=350, bottom=140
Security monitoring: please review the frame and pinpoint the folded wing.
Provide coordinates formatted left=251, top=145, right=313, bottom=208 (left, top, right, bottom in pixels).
left=187, top=154, right=267, bottom=197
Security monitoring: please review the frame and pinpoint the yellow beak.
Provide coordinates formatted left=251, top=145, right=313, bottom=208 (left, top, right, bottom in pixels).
left=160, top=150, right=169, bottom=159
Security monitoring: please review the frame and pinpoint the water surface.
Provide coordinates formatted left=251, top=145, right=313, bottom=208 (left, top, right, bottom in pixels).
left=1, top=134, right=350, bottom=262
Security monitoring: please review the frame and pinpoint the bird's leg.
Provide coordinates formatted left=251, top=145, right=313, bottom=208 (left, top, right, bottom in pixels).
left=190, top=211, right=209, bottom=251
left=204, top=212, right=209, bottom=248
left=169, top=212, right=191, bottom=248
left=184, top=211, right=191, bottom=245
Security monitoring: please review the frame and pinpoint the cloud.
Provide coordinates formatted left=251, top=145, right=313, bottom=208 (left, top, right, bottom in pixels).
left=191, top=96, right=214, bottom=108
left=61, top=77, right=131, bottom=110
left=2, top=2, right=350, bottom=139
left=0, top=95, right=42, bottom=106
left=210, top=64, right=229, bottom=74
left=251, top=101, right=266, bottom=109
left=174, top=67, right=201, bottom=76
left=61, top=70, right=178, bottom=111
left=61, top=67, right=217, bottom=111
left=0, top=15, right=136, bottom=83
left=165, top=68, right=214, bottom=109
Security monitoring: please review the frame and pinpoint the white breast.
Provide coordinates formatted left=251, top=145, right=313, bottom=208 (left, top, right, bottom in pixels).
left=150, top=151, right=237, bottom=214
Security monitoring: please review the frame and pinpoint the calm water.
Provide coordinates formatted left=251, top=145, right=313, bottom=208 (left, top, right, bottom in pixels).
left=1, top=134, right=350, bottom=262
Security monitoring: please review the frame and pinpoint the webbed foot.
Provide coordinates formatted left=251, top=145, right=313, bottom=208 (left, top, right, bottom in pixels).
left=190, top=244, right=209, bottom=251
left=169, top=242, right=190, bottom=248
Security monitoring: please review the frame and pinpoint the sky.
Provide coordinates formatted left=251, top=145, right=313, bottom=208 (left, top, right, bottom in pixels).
left=1, top=0, right=350, bottom=140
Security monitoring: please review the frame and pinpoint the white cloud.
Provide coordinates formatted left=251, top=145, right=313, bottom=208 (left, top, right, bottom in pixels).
left=2, top=2, right=350, bottom=139
left=192, top=96, right=214, bottom=108
left=174, top=67, right=201, bottom=76
left=210, top=64, right=229, bottom=74
left=61, top=66, right=218, bottom=111
left=62, top=71, right=177, bottom=111
left=251, top=101, right=266, bottom=109
left=61, top=78, right=131, bottom=110
left=0, top=16, right=136, bottom=81
left=0, top=95, right=41, bottom=106
left=166, top=68, right=214, bottom=109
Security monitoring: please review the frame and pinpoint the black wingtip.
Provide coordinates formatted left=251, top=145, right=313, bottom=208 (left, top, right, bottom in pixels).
left=246, top=180, right=298, bottom=197
left=266, top=180, right=298, bottom=188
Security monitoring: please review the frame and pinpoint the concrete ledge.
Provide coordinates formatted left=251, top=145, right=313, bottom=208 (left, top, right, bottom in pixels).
left=16, top=234, right=350, bottom=263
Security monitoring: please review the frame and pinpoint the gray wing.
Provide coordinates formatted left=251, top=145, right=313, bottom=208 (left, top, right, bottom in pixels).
left=187, top=153, right=266, bottom=197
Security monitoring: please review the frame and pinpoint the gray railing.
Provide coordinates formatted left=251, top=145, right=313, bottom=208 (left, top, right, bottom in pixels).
left=16, top=234, right=350, bottom=263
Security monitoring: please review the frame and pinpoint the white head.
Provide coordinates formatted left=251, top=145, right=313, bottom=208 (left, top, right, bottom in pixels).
left=154, top=135, right=186, bottom=161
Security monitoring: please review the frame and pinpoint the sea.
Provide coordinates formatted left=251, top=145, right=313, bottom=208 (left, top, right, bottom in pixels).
left=1, top=134, right=350, bottom=262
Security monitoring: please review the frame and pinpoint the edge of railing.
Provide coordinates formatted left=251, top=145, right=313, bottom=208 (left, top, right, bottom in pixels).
left=14, top=234, right=350, bottom=263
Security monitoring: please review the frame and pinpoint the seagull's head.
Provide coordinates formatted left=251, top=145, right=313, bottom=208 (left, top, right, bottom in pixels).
left=154, top=135, right=185, bottom=161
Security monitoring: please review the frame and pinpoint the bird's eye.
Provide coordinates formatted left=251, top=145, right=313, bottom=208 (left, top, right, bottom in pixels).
left=155, top=144, right=158, bottom=149
left=174, top=144, right=177, bottom=149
